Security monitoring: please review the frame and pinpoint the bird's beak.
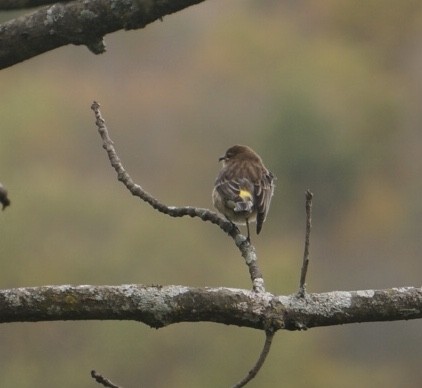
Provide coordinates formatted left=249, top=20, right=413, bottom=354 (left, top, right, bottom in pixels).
left=218, top=155, right=225, bottom=162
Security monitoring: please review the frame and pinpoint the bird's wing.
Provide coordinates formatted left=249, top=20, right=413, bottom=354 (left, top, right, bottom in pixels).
left=255, top=170, right=275, bottom=234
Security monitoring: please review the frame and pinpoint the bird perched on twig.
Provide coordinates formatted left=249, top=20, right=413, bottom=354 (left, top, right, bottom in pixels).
left=212, top=145, right=275, bottom=241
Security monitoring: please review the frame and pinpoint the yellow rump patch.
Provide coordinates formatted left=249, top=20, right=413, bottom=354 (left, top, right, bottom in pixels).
left=239, top=189, right=252, bottom=201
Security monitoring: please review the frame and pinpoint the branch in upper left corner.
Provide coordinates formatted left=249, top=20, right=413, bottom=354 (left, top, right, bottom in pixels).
left=0, top=0, right=207, bottom=70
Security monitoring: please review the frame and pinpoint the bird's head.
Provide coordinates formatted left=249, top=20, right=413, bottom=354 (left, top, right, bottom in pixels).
left=218, top=145, right=261, bottom=165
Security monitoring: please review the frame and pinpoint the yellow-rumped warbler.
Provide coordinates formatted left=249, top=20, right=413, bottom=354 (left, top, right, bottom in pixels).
left=212, top=145, right=275, bottom=241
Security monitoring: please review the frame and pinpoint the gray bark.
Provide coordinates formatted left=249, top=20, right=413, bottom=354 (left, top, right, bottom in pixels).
left=1, top=285, right=420, bottom=330
left=0, top=0, right=206, bottom=69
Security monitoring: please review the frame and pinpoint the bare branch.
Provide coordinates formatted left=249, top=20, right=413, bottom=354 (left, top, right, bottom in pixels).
left=0, top=0, right=206, bottom=69
left=91, top=101, right=265, bottom=292
left=91, top=370, right=121, bottom=388
left=232, top=329, right=275, bottom=388
left=298, top=190, right=313, bottom=297
left=0, top=285, right=420, bottom=329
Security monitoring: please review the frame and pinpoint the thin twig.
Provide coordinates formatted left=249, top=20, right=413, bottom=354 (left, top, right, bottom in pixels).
left=232, top=329, right=275, bottom=388
left=91, top=370, right=121, bottom=388
left=90, top=101, right=264, bottom=292
left=298, top=190, right=313, bottom=297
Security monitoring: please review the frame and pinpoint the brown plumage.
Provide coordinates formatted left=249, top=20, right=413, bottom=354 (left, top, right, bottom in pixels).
left=212, top=145, right=275, bottom=240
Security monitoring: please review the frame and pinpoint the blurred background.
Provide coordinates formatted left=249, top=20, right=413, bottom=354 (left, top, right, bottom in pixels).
left=1, top=0, right=422, bottom=387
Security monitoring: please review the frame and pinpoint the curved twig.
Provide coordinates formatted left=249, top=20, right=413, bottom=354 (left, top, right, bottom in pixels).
left=90, top=101, right=265, bottom=292
left=232, top=329, right=275, bottom=388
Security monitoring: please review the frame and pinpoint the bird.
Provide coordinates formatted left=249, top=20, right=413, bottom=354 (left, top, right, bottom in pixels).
left=212, top=145, right=275, bottom=241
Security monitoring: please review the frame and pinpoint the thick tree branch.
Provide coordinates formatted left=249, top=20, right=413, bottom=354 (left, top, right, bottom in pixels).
left=0, top=285, right=420, bottom=329
left=91, top=101, right=265, bottom=293
left=0, top=0, right=206, bottom=69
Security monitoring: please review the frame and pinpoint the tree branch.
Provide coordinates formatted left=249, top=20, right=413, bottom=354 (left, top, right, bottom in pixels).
left=0, top=285, right=420, bottom=329
left=0, top=0, right=206, bottom=69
